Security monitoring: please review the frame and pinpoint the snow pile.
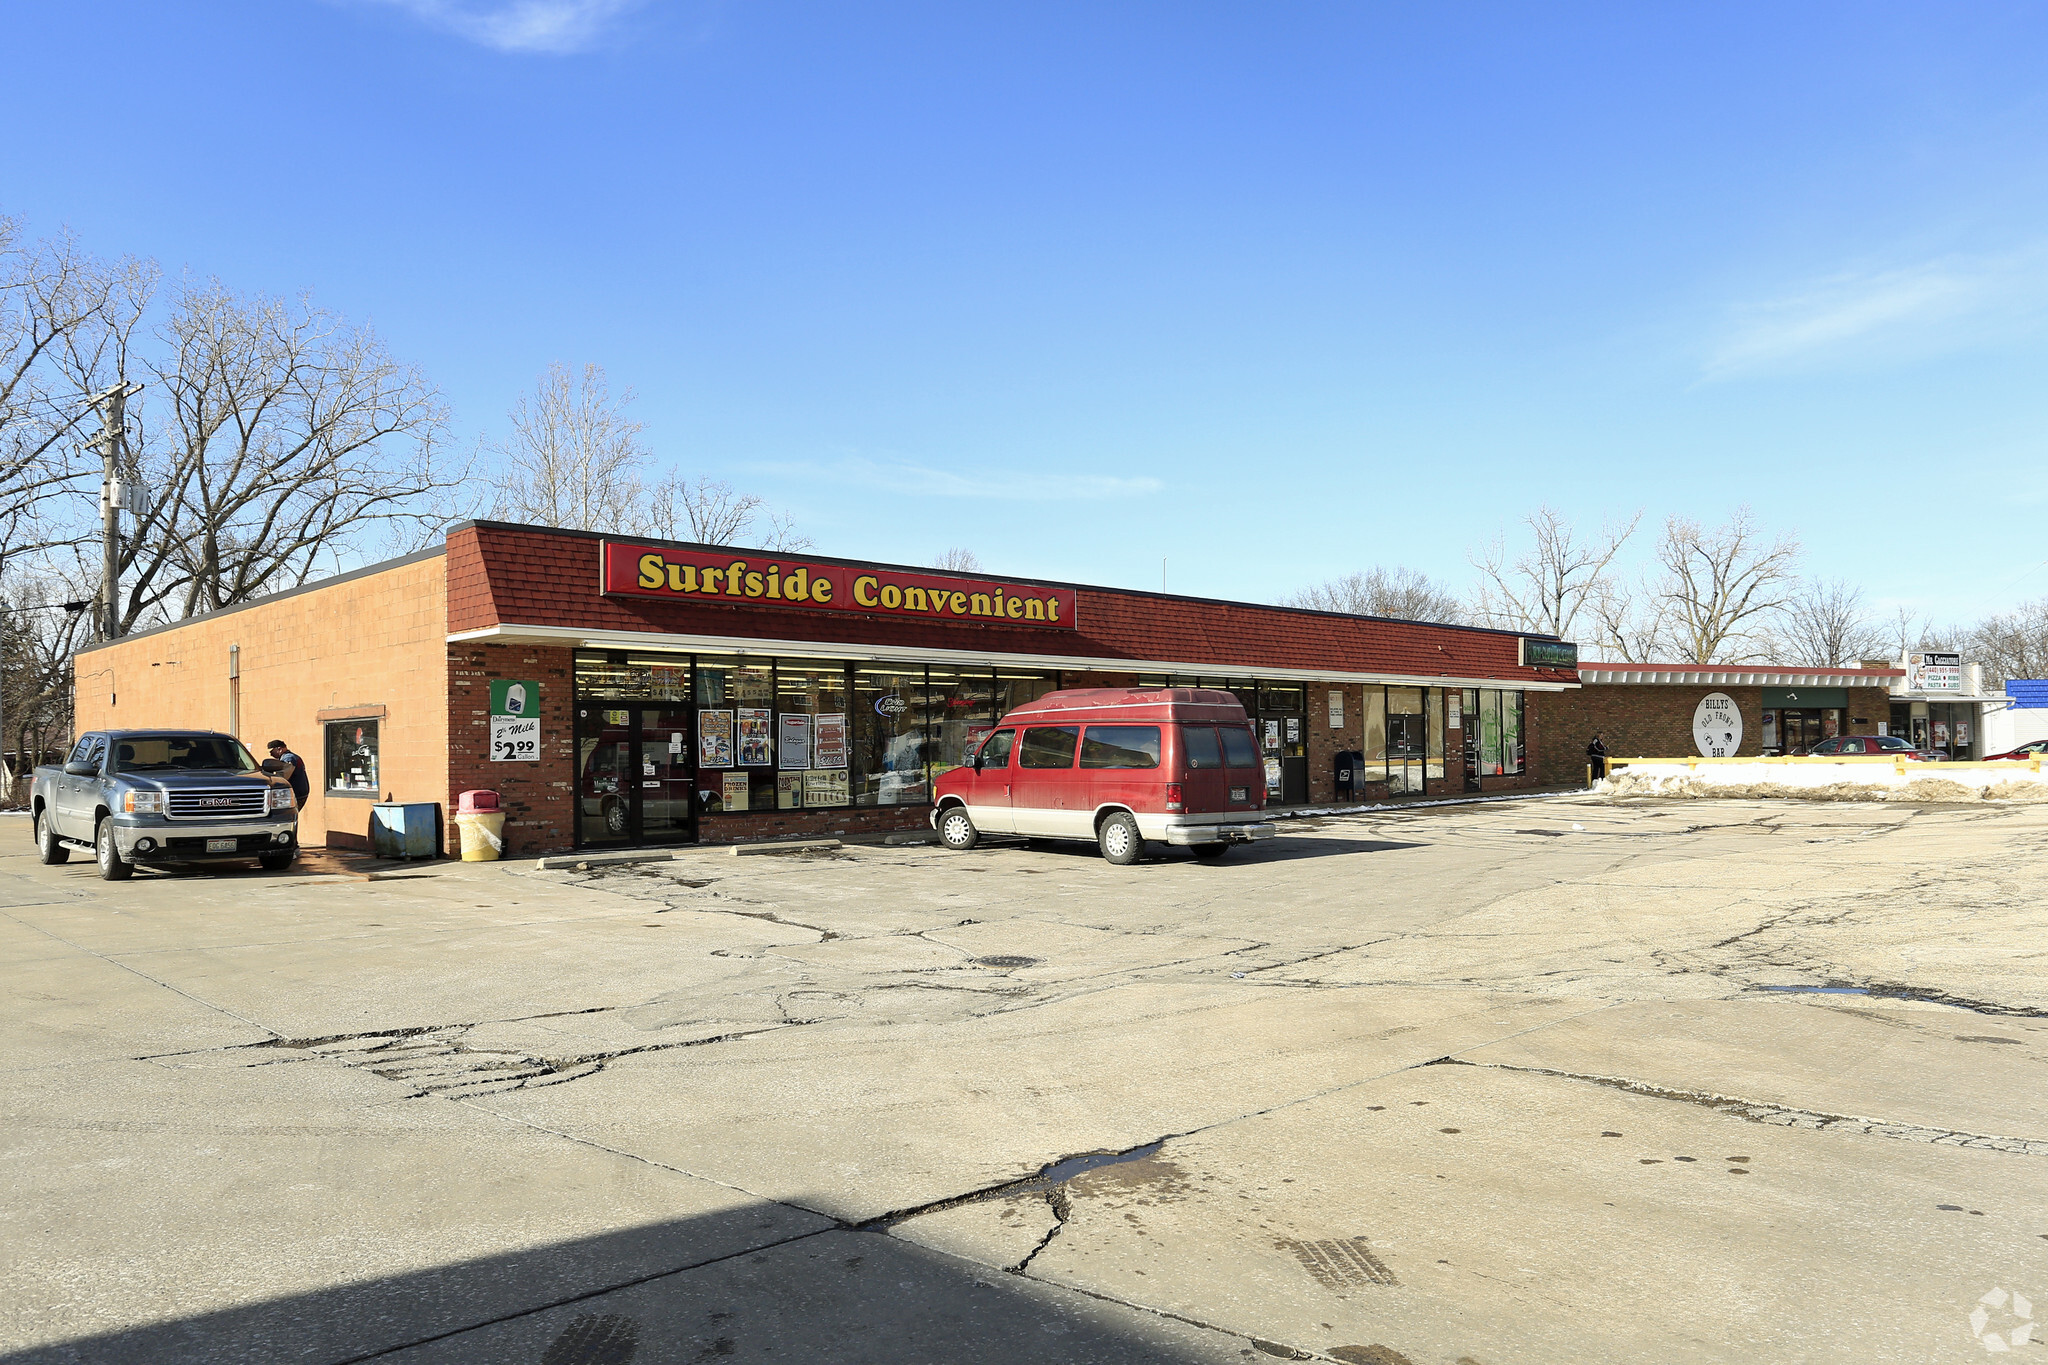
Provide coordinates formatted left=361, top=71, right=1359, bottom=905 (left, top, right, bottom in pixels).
left=1599, top=761, right=2048, bottom=804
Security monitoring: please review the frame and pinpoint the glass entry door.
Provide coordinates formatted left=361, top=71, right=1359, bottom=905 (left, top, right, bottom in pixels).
left=575, top=704, right=696, bottom=846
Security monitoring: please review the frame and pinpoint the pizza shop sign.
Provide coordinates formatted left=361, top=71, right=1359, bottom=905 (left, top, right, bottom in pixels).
left=602, top=542, right=1078, bottom=629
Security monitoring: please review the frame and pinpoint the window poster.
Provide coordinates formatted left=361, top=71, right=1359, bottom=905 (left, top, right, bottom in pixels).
left=1286, top=717, right=1301, bottom=744
left=722, top=772, right=751, bottom=810
left=1264, top=719, right=1280, bottom=750
left=698, top=710, right=734, bottom=769
left=737, top=708, right=772, bottom=766
left=1933, top=719, right=1950, bottom=747
left=1327, top=690, right=1344, bottom=730
left=1956, top=720, right=1971, bottom=747
left=1264, top=758, right=1283, bottom=796
left=814, top=714, right=848, bottom=768
left=1446, top=695, right=1461, bottom=730
left=779, top=713, right=813, bottom=770
left=776, top=772, right=803, bottom=809
left=804, top=768, right=850, bottom=807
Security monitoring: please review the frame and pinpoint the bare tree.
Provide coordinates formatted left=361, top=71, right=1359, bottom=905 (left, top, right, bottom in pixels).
left=111, top=280, right=457, bottom=627
left=489, top=362, right=650, bottom=531
left=0, top=219, right=155, bottom=567
left=932, top=548, right=983, bottom=573
left=0, top=561, right=92, bottom=803
left=1777, top=578, right=1883, bottom=667
left=1968, top=597, right=2048, bottom=689
left=1282, top=566, right=1465, bottom=623
left=491, top=363, right=811, bottom=550
left=1585, top=576, right=1670, bottom=662
left=1654, top=508, right=1800, bottom=664
left=1469, top=505, right=1640, bottom=640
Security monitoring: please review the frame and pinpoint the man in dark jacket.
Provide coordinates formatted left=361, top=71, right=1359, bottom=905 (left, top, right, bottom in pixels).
left=1585, top=732, right=1609, bottom=783
left=267, top=739, right=311, bottom=808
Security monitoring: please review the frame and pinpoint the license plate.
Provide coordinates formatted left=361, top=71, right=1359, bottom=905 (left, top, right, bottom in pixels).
left=1229, top=786, right=1248, bottom=803
left=206, top=838, right=238, bottom=853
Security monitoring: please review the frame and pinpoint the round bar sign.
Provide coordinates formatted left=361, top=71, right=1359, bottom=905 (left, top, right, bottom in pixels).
left=1693, top=692, right=1742, bottom=758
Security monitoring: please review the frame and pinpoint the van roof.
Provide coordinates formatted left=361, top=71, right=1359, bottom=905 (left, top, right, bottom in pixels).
left=999, top=687, right=1250, bottom=724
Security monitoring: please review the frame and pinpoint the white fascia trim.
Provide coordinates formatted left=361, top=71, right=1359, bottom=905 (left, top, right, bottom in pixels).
left=1580, top=668, right=1884, bottom=688
left=447, top=623, right=1580, bottom=692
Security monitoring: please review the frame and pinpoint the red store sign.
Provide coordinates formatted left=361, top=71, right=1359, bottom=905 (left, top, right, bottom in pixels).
left=601, top=542, right=1079, bottom=630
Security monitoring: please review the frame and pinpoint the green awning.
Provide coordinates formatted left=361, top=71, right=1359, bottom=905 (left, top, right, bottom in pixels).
left=1761, top=687, right=1847, bottom=709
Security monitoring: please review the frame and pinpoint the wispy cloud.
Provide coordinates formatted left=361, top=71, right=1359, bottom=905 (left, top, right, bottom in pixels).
left=1704, top=247, right=2048, bottom=380
left=757, top=456, right=1163, bottom=502
left=360, top=0, right=645, bottom=54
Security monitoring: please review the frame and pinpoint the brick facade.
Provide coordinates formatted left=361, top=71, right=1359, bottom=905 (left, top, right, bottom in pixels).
left=1530, top=683, right=1897, bottom=785
left=74, top=524, right=1579, bottom=857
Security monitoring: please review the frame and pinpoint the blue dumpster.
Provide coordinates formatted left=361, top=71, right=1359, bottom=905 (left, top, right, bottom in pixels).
left=370, top=802, right=441, bottom=860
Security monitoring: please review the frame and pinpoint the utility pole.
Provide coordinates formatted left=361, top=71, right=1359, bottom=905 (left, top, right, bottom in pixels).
left=85, top=382, right=144, bottom=642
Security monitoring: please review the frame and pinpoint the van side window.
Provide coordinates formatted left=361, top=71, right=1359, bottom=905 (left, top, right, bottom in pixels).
left=1219, top=726, right=1258, bottom=768
left=1081, top=726, right=1160, bottom=769
left=1180, top=725, right=1222, bottom=769
left=979, top=730, right=1015, bottom=768
left=1018, top=726, right=1080, bottom=768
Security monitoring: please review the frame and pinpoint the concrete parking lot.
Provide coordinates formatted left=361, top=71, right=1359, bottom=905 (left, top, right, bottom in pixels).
left=4, top=795, right=2046, bottom=1364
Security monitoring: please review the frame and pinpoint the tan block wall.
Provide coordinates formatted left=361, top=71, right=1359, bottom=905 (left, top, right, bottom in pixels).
left=72, top=554, right=449, bottom=849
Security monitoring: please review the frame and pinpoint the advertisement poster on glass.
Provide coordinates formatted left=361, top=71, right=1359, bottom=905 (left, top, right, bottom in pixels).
left=814, top=714, right=848, bottom=768
left=737, top=708, right=771, bottom=766
left=777, top=772, right=802, bottom=809
left=805, top=769, right=850, bottom=806
left=722, top=772, right=750, bottom=810
left=699, top=710, right=734, bottom=768
left=779, top=714, right=813, bottom=769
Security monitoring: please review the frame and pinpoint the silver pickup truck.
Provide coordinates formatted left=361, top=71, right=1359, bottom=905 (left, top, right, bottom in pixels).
left=31, top=729, right=299, bottom=880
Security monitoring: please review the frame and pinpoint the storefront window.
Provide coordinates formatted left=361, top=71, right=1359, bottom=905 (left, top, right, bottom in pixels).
left=1427, top=689, right=1445, bottom=780
left=854, top=667, right=927, bottom=806
left=325, top=719, right=379, bottom=795
left=927, top=667, right=999, bottom=786
left=774, top=658, right=851, bottom=811
left=1361, top=688, right=1387, bottom=785
left=1502, top=689, right=1524, bottom=774
left=1387, top=687, right=1425, bottom=793
left=574, top=652, right=690, bottom=699
left=696, top=655, right=775, bottom=812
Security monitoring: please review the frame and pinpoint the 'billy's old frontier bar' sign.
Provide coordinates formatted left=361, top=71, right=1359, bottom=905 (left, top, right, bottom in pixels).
left=600, top=542, right=1079, bottom=629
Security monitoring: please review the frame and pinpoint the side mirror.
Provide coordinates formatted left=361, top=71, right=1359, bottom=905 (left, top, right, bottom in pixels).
left=259, top=759, right=285, bottom=774
left=972, top=753, right=984, bottom=772
left=65, top=760, right=99, bottom=777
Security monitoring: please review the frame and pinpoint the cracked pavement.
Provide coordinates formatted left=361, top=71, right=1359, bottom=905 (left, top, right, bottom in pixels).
left=3, top=796, right=2047, bottom=1363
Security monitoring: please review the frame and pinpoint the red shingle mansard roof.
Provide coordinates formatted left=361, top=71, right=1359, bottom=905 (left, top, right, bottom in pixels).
left=446, top=522, right=1570, bottom=686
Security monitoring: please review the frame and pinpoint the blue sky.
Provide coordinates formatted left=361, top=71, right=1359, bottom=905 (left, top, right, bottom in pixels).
left=7, top=1, right=2048, bottom=620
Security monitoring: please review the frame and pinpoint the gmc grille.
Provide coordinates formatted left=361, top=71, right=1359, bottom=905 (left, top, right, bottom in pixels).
left=166, top=788, right=267, bottom=818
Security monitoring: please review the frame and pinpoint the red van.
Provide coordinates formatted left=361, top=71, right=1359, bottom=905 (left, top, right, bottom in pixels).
left=930, top=688, right=1276, bottom=864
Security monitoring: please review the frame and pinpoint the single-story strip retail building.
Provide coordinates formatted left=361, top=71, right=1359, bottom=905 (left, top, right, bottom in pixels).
left=73, top=523, right=1581, bottom=855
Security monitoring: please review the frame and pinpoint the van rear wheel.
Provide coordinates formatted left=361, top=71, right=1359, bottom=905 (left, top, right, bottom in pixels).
left=1097, top=811, right=1142, bottom=865
left=939, top=807, right=979, bottom=851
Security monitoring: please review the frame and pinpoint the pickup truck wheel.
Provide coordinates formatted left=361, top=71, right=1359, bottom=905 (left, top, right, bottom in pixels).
left=36, top=811, right=70, bottom=864
left=95, top=820, right=134, bottom=881
left=1097, top=811, right=1142, bottom=866
left=1192, top=842, right=1231, bottom=860
left=938, top=806, right=979, bottom=851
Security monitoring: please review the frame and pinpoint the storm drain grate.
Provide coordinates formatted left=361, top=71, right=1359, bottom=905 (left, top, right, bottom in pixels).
left=1277, top=1236, right=1398, bottom=1289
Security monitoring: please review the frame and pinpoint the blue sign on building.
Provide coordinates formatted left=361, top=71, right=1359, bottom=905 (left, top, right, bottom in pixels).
left=2008, top=680, right=2048, bottom=709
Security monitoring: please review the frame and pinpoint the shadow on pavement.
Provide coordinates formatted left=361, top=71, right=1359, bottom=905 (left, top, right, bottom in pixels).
left=1, top=1203, right=1251, bottom=1365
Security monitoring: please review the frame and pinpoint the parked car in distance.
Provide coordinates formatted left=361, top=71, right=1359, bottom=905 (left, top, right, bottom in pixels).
left=1982, top=738, right=2048, bottom=761
left=931, top=687, right=1276, bottom=865
left=1802, top=735, right=1947, bottom=761
left=31, top=729, right=300, bottom=880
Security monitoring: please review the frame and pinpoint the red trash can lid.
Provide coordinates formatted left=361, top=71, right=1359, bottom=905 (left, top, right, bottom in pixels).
left=457, top=789, right=500, bottom=813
